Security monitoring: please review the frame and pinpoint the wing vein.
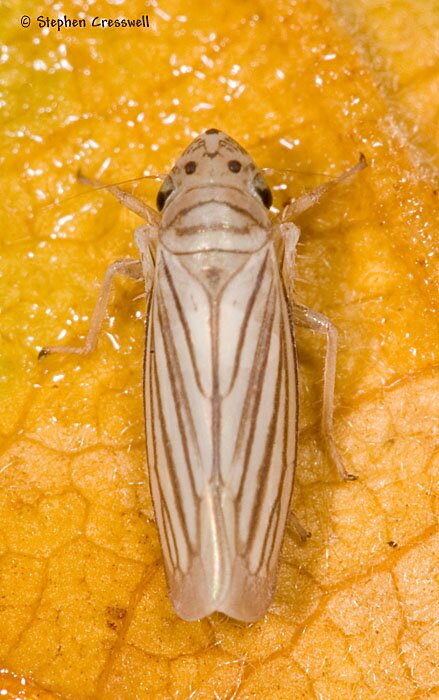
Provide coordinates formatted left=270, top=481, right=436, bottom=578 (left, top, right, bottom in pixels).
left=245, top=315, right=285, bottom=562
left=156, top=284, right=203, bottom=496
left=223, top=251, right=269, bottom=397
left=233, top=274, right=277, bottom=493
left=162, top=255, right=207, bottom=397
left=152, top=352, right=196, bottom=561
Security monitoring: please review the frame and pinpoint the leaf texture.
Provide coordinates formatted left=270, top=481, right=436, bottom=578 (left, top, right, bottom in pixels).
left=0, top=0, right=438, bottom=697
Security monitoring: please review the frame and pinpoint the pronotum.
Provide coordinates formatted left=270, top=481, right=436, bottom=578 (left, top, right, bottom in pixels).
left=40, top=129, right=366, bottom=621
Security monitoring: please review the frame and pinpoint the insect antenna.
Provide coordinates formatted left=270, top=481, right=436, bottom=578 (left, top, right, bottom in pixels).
left=40, top=172, right=165, bottom=211
left=262, top=166, right=339, bottom=178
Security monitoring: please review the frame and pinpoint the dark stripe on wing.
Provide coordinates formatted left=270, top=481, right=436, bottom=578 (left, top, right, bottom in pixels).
left=233, top=274, right=276, bottom=480
left=155, top=286, right=201, bottom=503
left=152, top=354, right=195, bottom=566
left=162, top=256, right=207, bottom=397
left=245, top=317, right=284, bottom=564
left=224, top=251, right=269, bottom=397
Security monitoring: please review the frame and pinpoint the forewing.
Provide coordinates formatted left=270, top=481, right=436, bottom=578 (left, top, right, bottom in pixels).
left=145, top=247, right=224, bottom=619
left=218, top=246, right=298, bottom=620
left=145, top=245, right=297, bottom=621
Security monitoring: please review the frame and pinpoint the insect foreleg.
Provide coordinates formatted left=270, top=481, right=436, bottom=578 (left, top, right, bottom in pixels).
left=281, top=154, right=366, bottom=222
left=291, top=302, right=357, bottom=482
left=278, top=222, right=300, bottom=287
left=39, top=258, right=145, bottom=358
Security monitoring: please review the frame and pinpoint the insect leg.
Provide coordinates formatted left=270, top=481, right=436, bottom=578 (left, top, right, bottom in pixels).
left=78, top=172, right=160, bottom=227
left=291, top=302, right=357, bottom=482
left=39, top=259, right=144, bottom=358
left=281, top=154, right=366, bottom=222
left=288, top=512, right=311, bottom=541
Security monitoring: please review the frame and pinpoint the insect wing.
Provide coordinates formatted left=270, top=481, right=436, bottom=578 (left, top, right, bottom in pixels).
left=145, top=243, right=297, bottom=621
left=219, top=247, right=298, bottom=621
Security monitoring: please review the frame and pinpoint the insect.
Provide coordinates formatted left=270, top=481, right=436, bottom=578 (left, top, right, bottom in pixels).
left=40, top=130, right=366, bottom=621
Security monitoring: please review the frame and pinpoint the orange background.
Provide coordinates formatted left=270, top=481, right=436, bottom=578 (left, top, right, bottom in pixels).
left=0, top=0, right=438, bottom=697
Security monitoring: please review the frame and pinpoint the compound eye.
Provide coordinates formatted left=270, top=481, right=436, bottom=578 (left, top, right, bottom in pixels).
left=156, top=176, right=175, bottom=211
left=184, top=161, right=197, bottom=175
left=253, top=173, right=273, bottom=209
left=256, top=186, right=273, bottom=209
left=228, top=160, right=242, bottom=173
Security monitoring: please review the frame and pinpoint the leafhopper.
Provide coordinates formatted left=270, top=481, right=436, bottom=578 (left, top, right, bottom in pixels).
left=40, top=129, right=365, bottom=621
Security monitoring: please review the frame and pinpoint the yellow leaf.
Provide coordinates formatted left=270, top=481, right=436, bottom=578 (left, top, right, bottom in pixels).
left=1, top=0, right=438, bottom=697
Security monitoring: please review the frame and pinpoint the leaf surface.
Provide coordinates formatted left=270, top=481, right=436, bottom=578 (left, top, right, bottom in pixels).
left=0, top=0, right=438, bottom=697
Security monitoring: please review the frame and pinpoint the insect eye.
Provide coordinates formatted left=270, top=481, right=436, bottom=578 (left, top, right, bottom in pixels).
left=252, top=173, right=273, bottom=209
left=185, top=161, right=197, bottom=175
left=156, top=176, right=175, bottom=211
left=256, top=186, right=273, bottom=209
left=228, top=160, right=241, bottom=173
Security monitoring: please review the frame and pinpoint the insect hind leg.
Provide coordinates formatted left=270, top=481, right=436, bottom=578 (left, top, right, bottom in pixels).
left=291, top=303, right=357, bottom=482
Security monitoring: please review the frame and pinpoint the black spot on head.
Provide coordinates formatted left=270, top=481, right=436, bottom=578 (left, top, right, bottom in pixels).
left=256, top=186, right=273, bottom=209
left=228, top=160, right=241, bottom=173
left=156, top=176, right=175, bottom=211
left=253, top=173, right=273, bottom=209
left=205, top=128, right=219, bottom=134
left=184, top=161, right=196, bottom=174
left=156, top=190, right=168, bottom=211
